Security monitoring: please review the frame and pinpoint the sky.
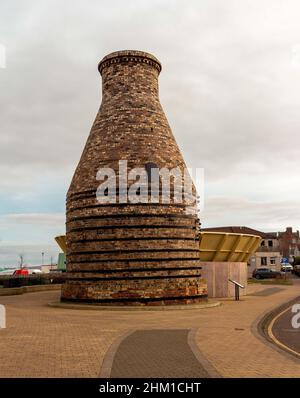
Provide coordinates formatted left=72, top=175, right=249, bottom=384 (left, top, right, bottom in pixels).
left=0, top=0, right=300, bottom=265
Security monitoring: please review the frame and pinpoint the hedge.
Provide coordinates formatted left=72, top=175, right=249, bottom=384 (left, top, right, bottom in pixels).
left=0, top=273, right=66, bottom=288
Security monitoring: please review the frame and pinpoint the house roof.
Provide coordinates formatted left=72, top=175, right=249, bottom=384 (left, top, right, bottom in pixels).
left=201, top=226, right=276, bottom=239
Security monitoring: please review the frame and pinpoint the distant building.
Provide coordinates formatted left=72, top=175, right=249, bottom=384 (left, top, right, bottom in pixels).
left=277, top=227, right=300, bottom=260
left=254, top=232, right=281, bottom=272
left=41, top=264, right=56, bottom=273
left=57, top=253, right=66, bottom=271
left=39, top=256, right=66, bottom=273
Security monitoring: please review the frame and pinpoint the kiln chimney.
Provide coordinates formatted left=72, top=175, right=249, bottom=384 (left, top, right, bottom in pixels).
left=62, top=50, right=207, bottom=305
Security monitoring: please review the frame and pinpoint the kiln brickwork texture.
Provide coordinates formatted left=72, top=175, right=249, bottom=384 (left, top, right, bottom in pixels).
left=61, top=50, right=207, bottom=305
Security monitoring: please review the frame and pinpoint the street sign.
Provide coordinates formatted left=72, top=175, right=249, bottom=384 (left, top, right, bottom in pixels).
left=281, top=257, right=289, bottom=264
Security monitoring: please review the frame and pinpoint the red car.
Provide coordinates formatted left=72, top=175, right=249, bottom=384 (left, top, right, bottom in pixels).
left=13, top=269, right=29, bottom=276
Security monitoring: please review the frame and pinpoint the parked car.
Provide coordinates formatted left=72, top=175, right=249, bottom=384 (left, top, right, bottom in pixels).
left=281, top=264, right=293, bottom=272
left=293, top=264, right=300, bottom=277
left=13, top=268, right=29, bottom=276
left=252, top=268, right=282, bottom=279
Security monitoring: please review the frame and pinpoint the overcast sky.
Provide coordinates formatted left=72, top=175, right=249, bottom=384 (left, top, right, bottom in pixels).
left=0, top=0, right=300, bottom=265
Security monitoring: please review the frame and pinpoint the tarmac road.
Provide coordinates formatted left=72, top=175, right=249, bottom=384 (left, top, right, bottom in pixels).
left=271, top=296, right=300, bottom=357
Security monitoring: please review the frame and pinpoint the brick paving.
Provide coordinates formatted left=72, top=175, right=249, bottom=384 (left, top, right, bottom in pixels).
left=0, top=282, right=299, bottom=377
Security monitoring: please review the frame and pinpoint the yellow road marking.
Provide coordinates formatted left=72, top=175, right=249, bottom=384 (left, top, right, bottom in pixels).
left=268, top=306, right=300, bottom=358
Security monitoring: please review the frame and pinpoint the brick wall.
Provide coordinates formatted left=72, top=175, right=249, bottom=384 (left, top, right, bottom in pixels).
left=278, top=227, right=300, bottom=258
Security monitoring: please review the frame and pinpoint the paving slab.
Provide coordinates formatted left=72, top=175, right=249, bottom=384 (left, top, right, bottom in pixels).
left=110, top=329, right=210, bottom=378
left=249, top=287, right=284, bottom=296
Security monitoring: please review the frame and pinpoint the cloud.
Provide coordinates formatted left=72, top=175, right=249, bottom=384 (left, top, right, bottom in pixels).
left=0, top=213, right=65, bottom=226
left=0, top=243, right=59, bottom=267
left=0, top=213, right=64, bottom=265
left=202, top=197, right=300, bottom=231
left=0, top=0, right=300, bottom=261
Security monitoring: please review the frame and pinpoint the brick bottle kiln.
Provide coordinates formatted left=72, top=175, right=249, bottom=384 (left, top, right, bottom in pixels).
left=61, top=50, right=207, bottom=305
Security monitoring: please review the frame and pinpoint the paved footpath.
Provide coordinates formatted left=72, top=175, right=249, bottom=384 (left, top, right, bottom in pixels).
left=109, top=329, right=212, bottom=378
left=0, top=281, right=299, bottom=378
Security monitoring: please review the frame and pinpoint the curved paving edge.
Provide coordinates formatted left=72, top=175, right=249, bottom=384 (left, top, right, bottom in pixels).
left=99, top=329, right=135, bottom=378
left=252, top=295, right=300, bottom=362
left=187, top=329, right=222, bottom=378
left=268, top=305, right=300, bottom=359
left=99, top=328, right=222, bottom=378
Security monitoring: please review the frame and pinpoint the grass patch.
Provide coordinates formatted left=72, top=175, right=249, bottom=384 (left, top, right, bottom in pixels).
left=248, top=278, right=293, bottom=285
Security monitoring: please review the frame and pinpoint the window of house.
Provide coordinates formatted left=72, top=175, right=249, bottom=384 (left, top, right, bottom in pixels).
left=268, top=240, right=273, bottom=247
left=270, top=257, right=276, bottom=265
left=261, top=257, right=267, bottom=266
left=261, top=240, right=265, bottom=246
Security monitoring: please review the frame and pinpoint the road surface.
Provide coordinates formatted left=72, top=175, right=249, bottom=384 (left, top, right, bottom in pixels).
left=271, top=296, right=300, bottom=357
